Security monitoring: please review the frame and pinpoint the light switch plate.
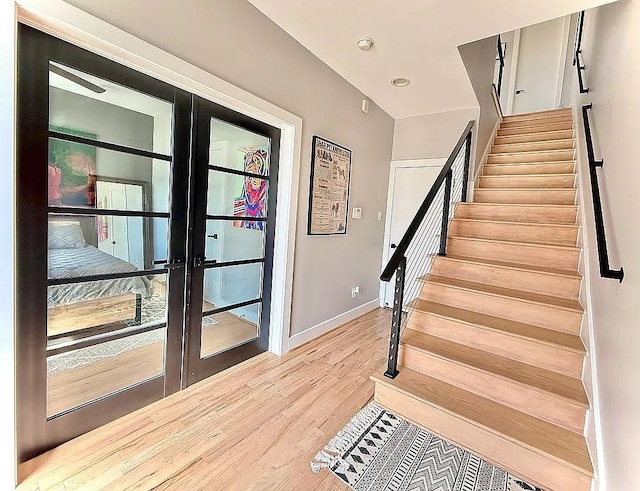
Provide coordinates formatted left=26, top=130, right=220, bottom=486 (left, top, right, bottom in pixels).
left=352, top=207, right=362, bottom=219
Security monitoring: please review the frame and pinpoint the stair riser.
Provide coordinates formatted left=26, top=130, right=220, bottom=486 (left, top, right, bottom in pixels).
left=494, top=130, right=574, bottom=145
left=375, top=383, right=591, bottom=490
left=407, top=313, right=584, bottom=378
left=447, top=237, right=580, bottom=271
left=488, top=151, right=575, bottom=164
left=454, top=203, right=577, bottom=225
left=498, top=122, right=574, bottom=136
left=492, top=140, right=574, bottom=154
left=500, top=115, right=573, bottom=129
left=374, top=385, right=592, bottom=491
left=399, top=345, right=586, bottom=433
left=503, top=110, right=572, bottom=123
left=419, top=282, right=582, bottom=334
left=474, top=189, right=576, bottom=205
left=430, top=258, right=581, bottom=300
left=479, top=175, right=575, bottom=189
left=483, top=162, right=575, bottom=175
left=449, top=220, right=578, bottom=247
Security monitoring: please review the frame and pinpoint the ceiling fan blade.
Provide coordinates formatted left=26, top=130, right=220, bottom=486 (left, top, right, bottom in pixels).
left=50, top=64, right=106, bottom=94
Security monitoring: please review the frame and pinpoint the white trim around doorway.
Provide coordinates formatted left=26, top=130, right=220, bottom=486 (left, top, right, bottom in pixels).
left=16, top=0, right=302, bottom=356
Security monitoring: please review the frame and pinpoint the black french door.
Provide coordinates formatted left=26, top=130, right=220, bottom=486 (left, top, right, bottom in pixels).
left=16, top=25, right=280, bottom=462
left=183, top=97, right=280, bottom=386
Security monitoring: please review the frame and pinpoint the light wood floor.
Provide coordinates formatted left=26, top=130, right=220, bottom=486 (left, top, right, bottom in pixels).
left=22, top=308, right=390, bottom=490
left=48, top=312, right=260, bottom=417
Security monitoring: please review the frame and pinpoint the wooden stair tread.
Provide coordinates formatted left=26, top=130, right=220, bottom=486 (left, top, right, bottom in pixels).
left=456, top=202, right=578, bottom=210
left=489, top=149, right=575, bottom=158
left=485, top=160, right=575, bottom=167
left=446, top=234, right=580, bottom=251
left=451, top=226, right=581, bottom=250
left=492, top=139, right=575, bottom=148
left=411, top=299, right=585, bottom=353
left=504, top=108, right=572, bottom=120
left=401, top=331, right=588, bottom=405
left=371, top=368, right=593, bottom=475
left=479, top=173, right=576, bottom=179
left=425, top=274, right=583, bottom=312
left=437, top=254, right=582, bottom=278
left=452, top=218, right=578, bottom=231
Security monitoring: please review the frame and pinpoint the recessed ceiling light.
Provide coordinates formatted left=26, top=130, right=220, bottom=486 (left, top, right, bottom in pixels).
left=391, top=78, right=411, bottom=88
left=357, top=37, right=374, bottom=51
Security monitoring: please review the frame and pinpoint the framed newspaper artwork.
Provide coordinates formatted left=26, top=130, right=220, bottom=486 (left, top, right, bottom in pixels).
left=307, top=136, right=352, bottom=235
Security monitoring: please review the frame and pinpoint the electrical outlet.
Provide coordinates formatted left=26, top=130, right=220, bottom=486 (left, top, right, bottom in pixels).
left=351, top=286, right=360, bottom=298
left=377, top=211, right=382, bottom=221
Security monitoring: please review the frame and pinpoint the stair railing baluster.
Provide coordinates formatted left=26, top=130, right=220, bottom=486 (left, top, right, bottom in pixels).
left=384, top=256, right=405, bottom=379
left=438, top=169, right=453, bottom=256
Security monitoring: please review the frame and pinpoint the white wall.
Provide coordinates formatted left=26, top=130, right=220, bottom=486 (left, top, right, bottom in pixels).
left=458, top=36, right=500, bottom=171
left=392, top=107, right=479, bottom=161
left=573, top=2, right=640, bottom=489
left=1, top=0, right=16, bottom=485
left=62, top=0, right=395, bottom=338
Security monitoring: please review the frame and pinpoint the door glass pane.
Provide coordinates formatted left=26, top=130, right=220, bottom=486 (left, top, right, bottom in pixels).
left=206, top=169, right=269, bottom=218
left=48, top=215, right=167, bottom=278
left=49, top=61, right=173, bottom=155
left=205, top=220, right=265, bottom=262
left=47, top=272, right=167, bottom=338
left=47, top=327, right=166, bottom=417
left=201, top=304, right=260, bottom=358
left=47, top=137, right=170, bottom=212
left=201, top=263, right=263, bottom=314
left=210, top=119, right=270, bottom=175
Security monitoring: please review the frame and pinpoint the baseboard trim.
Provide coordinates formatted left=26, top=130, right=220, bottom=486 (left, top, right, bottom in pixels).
left=288, top=298, right=380, bottom=351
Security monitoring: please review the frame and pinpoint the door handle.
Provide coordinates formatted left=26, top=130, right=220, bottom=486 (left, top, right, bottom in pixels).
left=193, top=256, right=207, bottom=268
left=164, top=258, right=186, bottom=270
left=390, top=243, right=397, bottom=249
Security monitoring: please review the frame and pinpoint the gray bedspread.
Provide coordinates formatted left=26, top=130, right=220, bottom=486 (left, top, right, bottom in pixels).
left=48, top=246, right=154, bottom=308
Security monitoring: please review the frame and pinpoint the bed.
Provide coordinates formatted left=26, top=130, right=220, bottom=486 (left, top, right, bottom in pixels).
left=47, top=222, right=154, bottom=335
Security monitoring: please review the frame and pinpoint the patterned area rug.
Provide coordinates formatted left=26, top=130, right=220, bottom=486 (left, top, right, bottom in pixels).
left=47, top=292, right=218, bottom=375
left=311, top=402, right=541, bottom=491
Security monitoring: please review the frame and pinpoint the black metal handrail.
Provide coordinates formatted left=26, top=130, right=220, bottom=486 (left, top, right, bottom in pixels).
left=574, top=11, right=589, bottom=94
left=581, top=104, right=624, bottom=282
left=381, top=121, right=474, bottom=378
left=496, top=34, right=505, bottom=98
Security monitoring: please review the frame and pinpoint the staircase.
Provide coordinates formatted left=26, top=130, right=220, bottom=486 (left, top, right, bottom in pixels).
left=372, top=108, right=593, bottom=491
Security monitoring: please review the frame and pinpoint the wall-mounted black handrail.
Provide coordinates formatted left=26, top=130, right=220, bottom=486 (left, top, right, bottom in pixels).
left=581, top=104, right=624, bottom=282
left=381, top=121, right=474, bottom=379
left=496, top=34, right=505, bottom=98
left=381, top=120, right=475, bottom=281
left=574, top=11, right=589, bottom=94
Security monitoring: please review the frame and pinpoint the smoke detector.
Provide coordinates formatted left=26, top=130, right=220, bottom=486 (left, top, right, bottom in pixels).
left=391, top=78, right=411, bottom=88
left=357, top=37, right=374, bottom=51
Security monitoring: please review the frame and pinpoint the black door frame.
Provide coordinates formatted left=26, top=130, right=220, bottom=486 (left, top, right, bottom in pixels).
left=183, top=96, right=281, bottom=386
left=16, top=24, right=191, bottom=462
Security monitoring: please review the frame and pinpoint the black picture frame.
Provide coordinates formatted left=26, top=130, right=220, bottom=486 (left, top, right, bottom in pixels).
left=307, top=135, right=352, bottom=236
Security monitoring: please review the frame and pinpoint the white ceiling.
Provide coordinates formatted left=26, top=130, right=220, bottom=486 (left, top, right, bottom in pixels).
left=247, top=0, right=617, bottom=119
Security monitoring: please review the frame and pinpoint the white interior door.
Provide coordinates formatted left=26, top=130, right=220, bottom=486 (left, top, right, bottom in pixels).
left=381, top=160, right=445, bottom=308
left=95, top=180, right=145, bottom=268
left=512, top=17, right=567, bottom=114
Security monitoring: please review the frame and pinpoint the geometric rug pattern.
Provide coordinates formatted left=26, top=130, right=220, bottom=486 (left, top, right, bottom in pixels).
left=47, top=292, right=217, bottom=375
left=312, top=402, right=542, bottom=491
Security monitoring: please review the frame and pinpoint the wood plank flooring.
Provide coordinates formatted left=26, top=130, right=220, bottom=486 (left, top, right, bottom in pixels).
left=20, top=308, right=390, bottom=490
left=48, top=313, right=263, bottom=418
